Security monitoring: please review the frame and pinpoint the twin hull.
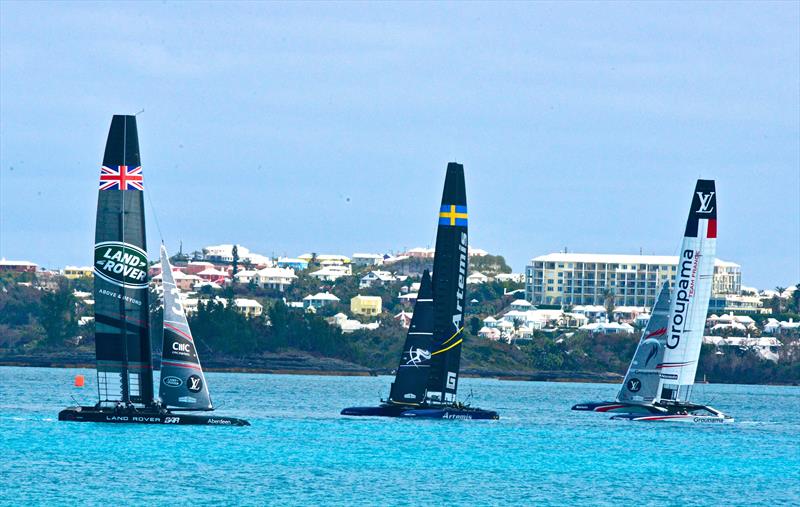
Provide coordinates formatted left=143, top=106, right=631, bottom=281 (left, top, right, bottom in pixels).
left=58, top=406, right=250, bottom=426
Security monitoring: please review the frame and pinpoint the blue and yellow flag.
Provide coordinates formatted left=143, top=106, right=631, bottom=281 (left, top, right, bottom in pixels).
left=438, top=204, right=468, bottom=226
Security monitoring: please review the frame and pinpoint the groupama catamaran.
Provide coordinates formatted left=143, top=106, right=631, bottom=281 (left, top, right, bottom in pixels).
left=58, top=115, right=248, bottom=426
left=341, top=163, right=498, bottom=420
left=572, top=179, right=732, bottom=424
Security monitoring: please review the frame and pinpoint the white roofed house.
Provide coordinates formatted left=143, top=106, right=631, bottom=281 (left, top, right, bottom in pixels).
left=509, top=299, right=533, bottom=311
left=151, top=269, right=201, bottom=292
left=394, top=311, right=413, bottom=329
left=212, top=296, right=263, bottom=317
left=579, top=322, right=635, bottom=334
left=352, top=253, right=384, bottom=266
left=571, top=305, right=607, bottom=323
left=303, top=292, right=340, bottom=310
left=233, top=269, right=258, bottom=285
left=478, top=327, right=502, bottom=341
left=196, top=267, right=230, bottom=284
left=763, top=318, right=800, bottom=334
left=235, top=298, right=263, bottom=317
left=494, top=273, right=525, bottom=284
left=309, top=265, right=351, bottom=281
left=360, top=270, right=396, bottom=288
left=255, top=267, right=297, bottom=292
left=467, top=271, right=489, bottom=285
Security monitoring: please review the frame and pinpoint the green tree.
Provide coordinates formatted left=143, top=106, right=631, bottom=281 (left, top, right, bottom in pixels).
left=231, top=244, right=239, bottom=279
left=38, top=280, right=78, bottom=347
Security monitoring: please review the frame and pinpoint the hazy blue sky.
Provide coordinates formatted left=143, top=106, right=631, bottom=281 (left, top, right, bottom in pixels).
left=1, top=1, right=798, bottom=288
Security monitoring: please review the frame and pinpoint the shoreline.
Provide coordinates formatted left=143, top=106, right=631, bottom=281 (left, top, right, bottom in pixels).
left=1, top=353, right=796, bottom=386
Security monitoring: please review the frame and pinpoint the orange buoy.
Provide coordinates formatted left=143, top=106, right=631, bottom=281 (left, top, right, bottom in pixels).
left=74, top=374, right=85, bottom=387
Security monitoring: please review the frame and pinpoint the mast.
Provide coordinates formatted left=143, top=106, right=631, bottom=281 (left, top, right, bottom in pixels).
left=656, top=179, right=717, bottom=404
left=93, top=115, right=153, bottom=405
left=388, top=270, right=435, bottom=405
left=425, top=162, right=468, bottom=405
left=158, top=245, right=213, bottom=410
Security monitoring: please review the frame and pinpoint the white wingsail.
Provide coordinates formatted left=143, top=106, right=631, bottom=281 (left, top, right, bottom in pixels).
left=656, top=179, right=717, bottom=404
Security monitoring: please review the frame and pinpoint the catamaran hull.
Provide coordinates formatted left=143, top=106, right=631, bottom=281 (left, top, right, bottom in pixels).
left=610, top=413, right=734, bottom=424
left=58, top=407, right=249, bottom=426
left=341, top=405, right=499, bottom=420
left=571, top=401, right=663, bottom=414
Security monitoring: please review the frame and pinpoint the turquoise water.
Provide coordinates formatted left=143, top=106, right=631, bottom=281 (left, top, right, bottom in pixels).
left=1, top=366, right=798, bottom=506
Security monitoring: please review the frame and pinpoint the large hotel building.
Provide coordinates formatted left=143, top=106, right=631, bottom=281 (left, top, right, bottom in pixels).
left=525, top=253, right=741, bottom=308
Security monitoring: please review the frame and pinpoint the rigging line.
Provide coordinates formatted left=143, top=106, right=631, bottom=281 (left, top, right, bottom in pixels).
left=145, top=183, right=165, bottom=244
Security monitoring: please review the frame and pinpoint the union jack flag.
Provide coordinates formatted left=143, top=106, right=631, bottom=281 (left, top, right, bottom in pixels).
left=99, top=165, right=144, bottom=191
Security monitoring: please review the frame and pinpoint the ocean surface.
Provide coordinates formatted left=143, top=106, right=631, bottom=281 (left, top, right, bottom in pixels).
left=1, top=366, right=798, bottom=506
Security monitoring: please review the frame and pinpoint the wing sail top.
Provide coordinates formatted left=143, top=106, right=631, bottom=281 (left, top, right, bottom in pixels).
left=158, top=245, right=213, bottom=410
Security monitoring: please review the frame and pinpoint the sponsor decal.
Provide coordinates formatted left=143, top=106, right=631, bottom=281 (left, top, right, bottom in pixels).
left=667, top=249, right=699, bottom=349
left=696, top=192, right=715, bottom=214
left=94, top=241, right=148, bottom=289
left=98, top=287, right=142, bottom=306
left=405, top=347, right=431, bottom=367
left=443, top=412, right=473, bottom=420
left=403, top=393, right=416, bottom=399
left=693, top=417, right=724, bottom=423
left=452, top=231, right=468, bottom=331
left=162, top=376, right=183, bottom=387
left=170, top=340, right=195, bottom=358
left=644, top=342, right=659, bottom=366
left=163, top=417, right=180, bottom=424
left=187, top=375, right=203, bottom=393
left=659, top=373, right=679, bottom=380
left=207, top=418, right=232, bottom=425
left=446, top=371, right=457, bottom=390
left=626, top=378, right=642, bottom=392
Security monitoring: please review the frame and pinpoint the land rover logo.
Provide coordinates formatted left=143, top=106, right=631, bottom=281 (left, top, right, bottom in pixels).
left=627, top=378, right=642, bottom=392
left=162, top=376, right=182, bottom=387
left=94, top=241, right=148, bottom=288
left=187, top=375, right=203, bottom=393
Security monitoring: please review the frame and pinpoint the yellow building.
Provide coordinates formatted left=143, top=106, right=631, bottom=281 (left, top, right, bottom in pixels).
left=63, top=266, right=94, bottom=279
left=351, top=295, right=382, bottom=316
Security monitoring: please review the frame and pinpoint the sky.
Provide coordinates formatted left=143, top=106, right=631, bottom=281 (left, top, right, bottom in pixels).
left=0, top=1, right=798, bottom=289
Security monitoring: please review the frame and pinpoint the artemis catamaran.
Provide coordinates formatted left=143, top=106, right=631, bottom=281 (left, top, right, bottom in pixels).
left=572, top=179, right=732, bottom=423
left=59, top=115, right=248, bottom=426
left=341, top=163, right=498, bottom=420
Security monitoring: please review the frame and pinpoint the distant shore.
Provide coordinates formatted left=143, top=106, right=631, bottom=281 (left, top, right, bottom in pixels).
left=0, top=351, right=624, bottom=384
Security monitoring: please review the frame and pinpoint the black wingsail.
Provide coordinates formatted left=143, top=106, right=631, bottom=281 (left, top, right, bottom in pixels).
left=425, top=162, right=468, bottom=405
left=388, top=270, right=435, bottom=405
left=93, top=115, right=154, bottom=405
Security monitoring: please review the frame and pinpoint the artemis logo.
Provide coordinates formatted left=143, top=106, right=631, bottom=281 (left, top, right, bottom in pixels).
left=405, top=347, right=431, bottom=367
left=452, top=232, right=468, bottom=331
left=696, top=192, right=715, bottom=214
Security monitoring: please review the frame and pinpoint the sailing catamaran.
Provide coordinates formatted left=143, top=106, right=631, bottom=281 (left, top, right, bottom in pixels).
left=59, top=115, right=248, bottom=426
left=341, top=163, right=498, bottom=420
left=572, top=179, right=732, bottom=423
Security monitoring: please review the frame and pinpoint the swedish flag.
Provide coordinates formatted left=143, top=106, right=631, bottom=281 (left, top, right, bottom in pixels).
left=439, top=205, right=468, bottom=226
